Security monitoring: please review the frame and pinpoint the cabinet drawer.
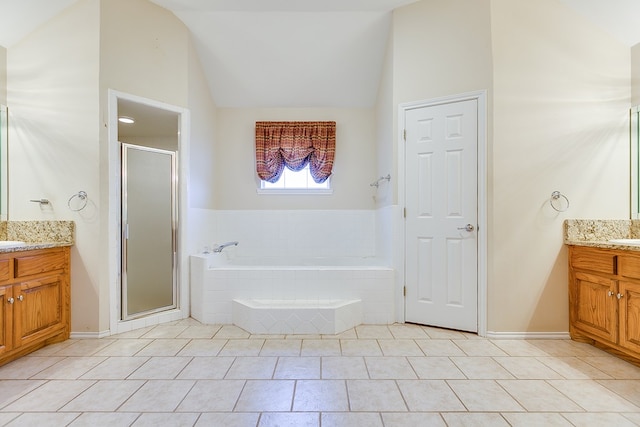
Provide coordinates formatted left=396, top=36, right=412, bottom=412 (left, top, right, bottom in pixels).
left=570, top=247, right=616, bottom=274
left=14, top=251, right=66, bottom=278
left=0, top=260, right=10, bottom=282
left=618, top=255, right=640, bottom=279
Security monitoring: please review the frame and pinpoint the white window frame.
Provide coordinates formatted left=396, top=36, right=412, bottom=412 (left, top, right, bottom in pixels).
left=257, top=163, right=333, bottom=195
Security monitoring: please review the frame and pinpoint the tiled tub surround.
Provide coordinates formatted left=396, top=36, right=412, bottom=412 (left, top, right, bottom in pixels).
left=0, top=220, right=75, bottom=250
left=564, top=219, right=640, bottom=250
left=190, top=254, right=395, bottom=334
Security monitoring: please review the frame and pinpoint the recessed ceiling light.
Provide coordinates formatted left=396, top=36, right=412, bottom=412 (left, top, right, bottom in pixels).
left=118, top=116, right=135, bottom=124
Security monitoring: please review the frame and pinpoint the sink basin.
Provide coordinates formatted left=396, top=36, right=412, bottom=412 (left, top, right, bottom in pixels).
left=609, top=239, right=640, bottom=246
left=0, top=241, right=26, bottom=248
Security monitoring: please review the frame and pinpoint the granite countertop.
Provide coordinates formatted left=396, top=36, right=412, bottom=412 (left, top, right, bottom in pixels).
left=0, top=220, right=75, bottom=253
left=564, top=219, right=640, bottom=251
left=0, top=241, right=73, bottom=254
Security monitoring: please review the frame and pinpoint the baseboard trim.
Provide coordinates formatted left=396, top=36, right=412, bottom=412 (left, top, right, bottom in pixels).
left=486, top=331, right=571, bottom=340
left=70, top=330, right=111, bottom=339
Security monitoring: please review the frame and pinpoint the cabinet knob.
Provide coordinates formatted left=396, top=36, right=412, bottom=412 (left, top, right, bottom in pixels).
left=17, top=295, right=23, bottom=302
left=7, top=297, right=14, bottom=304
left=608, top=290, right=614, bottom=297
left=617, top=293, right=624, bottom=300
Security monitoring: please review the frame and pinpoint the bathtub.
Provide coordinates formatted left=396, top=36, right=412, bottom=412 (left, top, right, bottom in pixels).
left=190, top=253, right=395, bottom=334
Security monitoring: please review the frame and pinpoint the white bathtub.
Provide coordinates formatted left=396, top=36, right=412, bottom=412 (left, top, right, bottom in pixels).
left=190, top=253, right=396, bottom=334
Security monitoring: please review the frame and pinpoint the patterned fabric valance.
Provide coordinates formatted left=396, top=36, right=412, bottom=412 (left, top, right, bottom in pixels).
left=255, top=121, right=336, bottom=184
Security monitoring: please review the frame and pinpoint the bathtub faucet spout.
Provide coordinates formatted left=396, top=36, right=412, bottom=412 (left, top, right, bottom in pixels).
left=213, top=241, right=239, bottom=253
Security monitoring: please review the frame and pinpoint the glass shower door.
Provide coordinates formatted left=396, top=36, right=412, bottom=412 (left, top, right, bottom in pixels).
left=122, top=143, right=177, bottom=319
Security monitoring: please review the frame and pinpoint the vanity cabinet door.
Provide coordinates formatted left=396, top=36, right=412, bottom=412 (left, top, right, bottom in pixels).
left=619, top=281, right=640, bottom=354
left=0, top=285, right=13, bottom=355
left=13, top=275, right=65, bottom=349
left=571, top=271, right=618, bottom=343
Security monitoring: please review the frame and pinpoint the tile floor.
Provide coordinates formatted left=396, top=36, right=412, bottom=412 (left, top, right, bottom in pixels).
left=0, top=319, right=639, bottom=426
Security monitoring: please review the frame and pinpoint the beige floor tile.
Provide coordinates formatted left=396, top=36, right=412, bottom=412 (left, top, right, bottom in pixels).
left=562, top=412, right=639, bottom=427
left=381, top=413, right=446, bottom=427
left=175, top=379, right=245, bottom=411
left=622, top=412, right=640, bottom=424
left=0, top=380, right=47, bottom=407
left=128, top=356, right=192, bottom=379
left=258, top=412, right=319, bottom=427
left=497, top=379, right=583, bottom=412
left=0, top=356, right=65, bottom=379
left=450, top=357, right=514, bottom=379
left=26, top=339, right=75, bottom=356
left=131, top=413, right=199, bottom=427
left=548, top=379, right=640, bottom=412
left=501, top=412, right=573, bottom=426
left=598, top=379, right=640, bottom=406
left=321, top=356, right=369, bottom=379
left=0, top=414, right=19, bottom=425
left=414, top=339, right=466, bottom=356
left=219, top=339, right=265, bottom=356
left=3, top=380, right=95, bottom=412
left=117, top=379, right=195, bottom=412
left=300, top=339, right=341, bottom=356
left=110, top=326, right=155, bottom=339
left=225, top=356, right=277, bottom=379
left=177, top=338, right=227, bottom=356
left=397, top=379, right=466, bottom=411
left=252, top=334, right=287, bottom=339
left=322, top=328, right=357, bottom=340
left=79, top=356, right=150, bottom=380
left=135, top=339, right=190, bottom=356
left=580, top=355, right=640, bottom=379
left=536, top=356, right=613, bottom=379
left=321, top=412, right=383, bottom=427
left=62, top=380, right=145, bottom=411
left=491, top=339, right=552, bottom=356
left=447, top=380, right=524, bottom=412
left=7, top=412, right=81, bottom=426
left=355, top=325, right=393, bottom=339
left=377, top=339, right=424, bottom=356
left=422, top=326, right=468, bottom=339
left=274, top=356, right=320, bottom=379
left=441, top=412, right=510, bottom=426
left=235, top=379, right=295, bottom=411
left=69, top=412, right=140, bottom=426
left=292, top=379, right=349, bottom=411
left=347, top=379, right=407, bottom=411
left=453, top=340, right=508, bottom=356
left=388, top=323, right=430, bottom=339
left=51, top=339, right=116, bottom=356
left=176, top=324, right=221, bottom=339
left=214, top=325, right=251, bottom=338
left=93, top=339, right=152, bottom=357
left=177, top=356, right=235, bottom=379
left=408, top=356, right=466, bottom=379
left=493, top=356, right=565, bottom=379
left=31, top=357, right=108, bottom=380
left=260, top=339, right=302, bottom=356
left=529, top=339, right=594, bottom=357
left=364, top=356, right=417, bottom=379
left=140, top=325, right=189, bottom=339
left=195, top=412, right=260, bottom=427
left=340, top=339, right=382, bottom=356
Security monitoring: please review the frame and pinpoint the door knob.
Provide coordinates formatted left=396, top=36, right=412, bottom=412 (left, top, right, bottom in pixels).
left=457, top=224, right=475, bottom=232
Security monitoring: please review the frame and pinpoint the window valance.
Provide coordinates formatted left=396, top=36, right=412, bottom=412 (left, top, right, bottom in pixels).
left=255, top=121, right=336, bottom=184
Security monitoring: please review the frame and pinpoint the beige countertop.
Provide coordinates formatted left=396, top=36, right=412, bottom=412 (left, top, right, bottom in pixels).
left=0, top=242, right=73, bottom=254
left=564, top=219, right=640, bottom=251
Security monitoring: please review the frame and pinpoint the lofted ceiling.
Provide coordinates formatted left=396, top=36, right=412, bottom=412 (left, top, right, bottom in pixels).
left=1, top=0, right=640, bottom=108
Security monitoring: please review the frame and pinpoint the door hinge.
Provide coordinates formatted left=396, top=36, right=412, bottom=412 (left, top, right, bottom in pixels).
left=403, top=129, right=406, bottom=141
left=403, top=286, right=406, bottom=296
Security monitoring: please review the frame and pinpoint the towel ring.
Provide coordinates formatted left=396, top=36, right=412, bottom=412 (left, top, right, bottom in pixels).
left=550, top=191, right=569, bottom=212
left=68, top=191, right=88, bottom=212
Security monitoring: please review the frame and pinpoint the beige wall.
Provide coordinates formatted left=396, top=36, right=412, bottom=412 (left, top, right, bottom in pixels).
left=0, top=46, right=6, bottom=104
left=633, top=43, right=640, bottom=106
left=489, top=0, right=629, bottom=332
left=215, top=108, right=376, bottom=210
left=7, top=0, right=101, bottom=333
left=374, top=24, right=394, bottom=209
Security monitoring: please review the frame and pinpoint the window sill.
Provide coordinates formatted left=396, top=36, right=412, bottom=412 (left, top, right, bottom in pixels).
left=256, top=189, right=333, bottom=195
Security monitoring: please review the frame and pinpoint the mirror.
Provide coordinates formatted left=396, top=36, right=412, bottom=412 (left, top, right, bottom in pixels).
left=0, top=105, right=7, bottom=221
left=632, top=106, right=639, bottom=219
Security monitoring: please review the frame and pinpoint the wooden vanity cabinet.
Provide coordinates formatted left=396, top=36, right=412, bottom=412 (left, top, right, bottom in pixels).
left=0, top=247, right=70, bottom=365
left=569, top=245, right=640, bottom=363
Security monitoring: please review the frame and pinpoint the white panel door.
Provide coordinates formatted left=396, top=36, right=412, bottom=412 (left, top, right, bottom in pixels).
left=405, top=99, right=478, bottom=332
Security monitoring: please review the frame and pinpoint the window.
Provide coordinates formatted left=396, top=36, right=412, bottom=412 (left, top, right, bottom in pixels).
left=260, top=164, right=330, bottom=191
